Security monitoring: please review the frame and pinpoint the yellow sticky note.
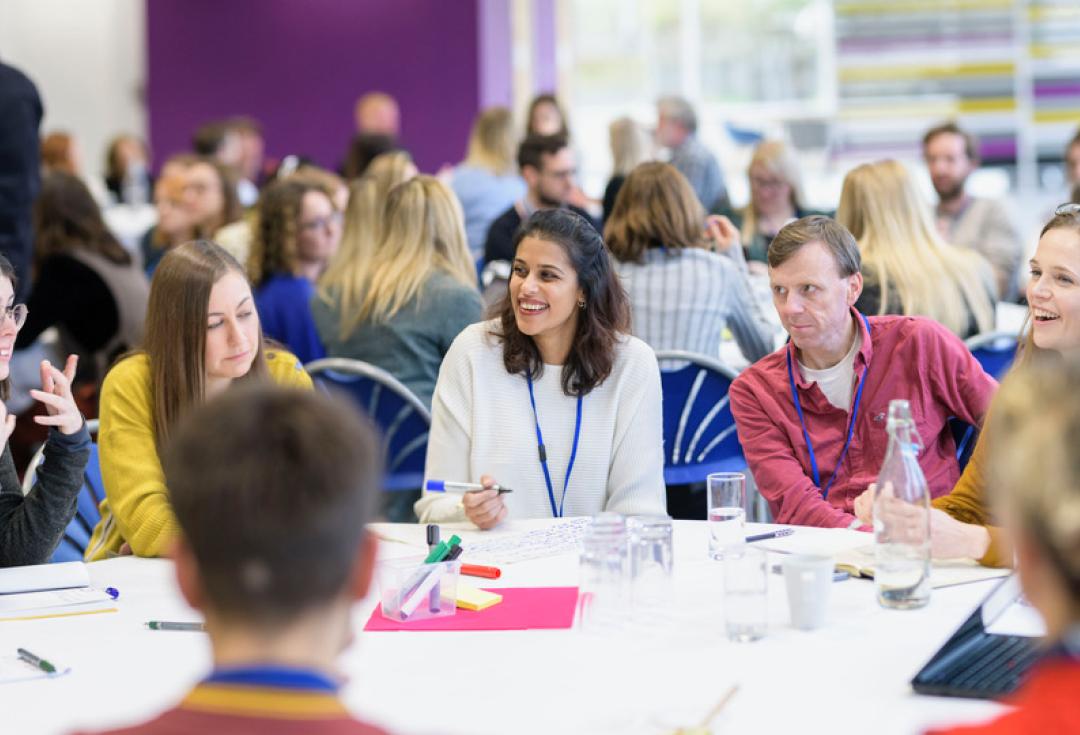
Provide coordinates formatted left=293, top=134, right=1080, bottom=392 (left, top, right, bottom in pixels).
left=456, top=583, right=502, bottom=611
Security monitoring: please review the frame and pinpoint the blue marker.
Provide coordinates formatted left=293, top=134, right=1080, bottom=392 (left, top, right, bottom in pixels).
left=425, top=480, right=513, bottom=495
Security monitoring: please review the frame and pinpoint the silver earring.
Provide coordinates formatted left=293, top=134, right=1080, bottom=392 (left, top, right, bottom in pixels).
left=578, top=300, right=586, bottom=309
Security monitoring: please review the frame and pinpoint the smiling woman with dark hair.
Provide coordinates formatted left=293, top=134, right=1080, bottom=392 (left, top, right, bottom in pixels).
left=416, top=208, right=666, bottom=527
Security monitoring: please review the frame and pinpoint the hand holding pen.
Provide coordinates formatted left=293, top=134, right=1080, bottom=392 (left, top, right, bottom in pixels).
left=461, top=474, right=508, bottom=530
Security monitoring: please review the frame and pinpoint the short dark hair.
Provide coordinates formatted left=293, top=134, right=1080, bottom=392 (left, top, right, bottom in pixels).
left=767, top=215, right=861, bottom=277
left=923, top=121, right=980, bottom=162
left=492, top=209, right=629, bottom=397
left=192, top=120, right=230, bottom=157
left=517, top=134, right=569, bottom=173
left=162, top=384, right=381, bottom=628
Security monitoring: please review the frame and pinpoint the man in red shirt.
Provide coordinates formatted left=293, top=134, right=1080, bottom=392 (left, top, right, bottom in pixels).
left=76, top=386, right=391, bottom=735
left=729, top=215, right=996, bottom=528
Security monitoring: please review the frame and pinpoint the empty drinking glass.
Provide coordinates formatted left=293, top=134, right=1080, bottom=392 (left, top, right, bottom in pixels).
left=577, top=512, right=629, bottom=633
left=724, top=546, right=768, bottom=642
left=707, top=472, right=746, bottom=560
left=627, top=515, right=674, bottom=618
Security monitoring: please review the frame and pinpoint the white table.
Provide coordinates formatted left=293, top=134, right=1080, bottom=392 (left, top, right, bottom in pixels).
left=5, top=521, right=1006, bottom=735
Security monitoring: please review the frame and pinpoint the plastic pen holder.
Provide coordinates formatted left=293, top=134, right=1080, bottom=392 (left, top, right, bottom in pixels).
left=378, top=557, right=461, bottom=623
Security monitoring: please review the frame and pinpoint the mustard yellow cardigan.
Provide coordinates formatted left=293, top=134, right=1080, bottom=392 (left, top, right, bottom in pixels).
left=85, top=350, right=313, bottom=560
left=932, top=430, right=1012, bottom=568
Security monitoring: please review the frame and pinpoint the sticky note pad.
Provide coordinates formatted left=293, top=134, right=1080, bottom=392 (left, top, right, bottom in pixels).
left=456, top=584, right=502, bottom=611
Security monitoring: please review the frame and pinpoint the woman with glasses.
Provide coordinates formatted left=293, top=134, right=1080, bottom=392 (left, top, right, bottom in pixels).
left=0, top=253, right=91, bottom=566
left=719, top=140, right=820, bottom=267
left=855, top=205, right=1080, bottom=567
left=85, top=241, right=312, bottom=560
left=247, top=178, right=342, bottom=364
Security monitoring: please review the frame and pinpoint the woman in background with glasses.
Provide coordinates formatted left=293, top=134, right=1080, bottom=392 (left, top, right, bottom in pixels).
left=718, top=140, right=820, bottom=267
left=248, top=178, right=342, bottom=364
left=0, top=252, right=90, bottom=567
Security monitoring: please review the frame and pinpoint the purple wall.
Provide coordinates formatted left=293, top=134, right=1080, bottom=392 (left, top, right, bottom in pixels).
left=146, top=0, right=482, bottom=173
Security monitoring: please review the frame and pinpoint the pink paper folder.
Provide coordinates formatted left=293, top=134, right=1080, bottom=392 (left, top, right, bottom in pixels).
left=364, top=587, right=579, bottom=632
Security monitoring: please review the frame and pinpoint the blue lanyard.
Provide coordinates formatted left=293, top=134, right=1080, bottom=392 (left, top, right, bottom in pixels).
left=525, top=372, right=583, bottom=518
left=785, top=314, right=870, bottom=500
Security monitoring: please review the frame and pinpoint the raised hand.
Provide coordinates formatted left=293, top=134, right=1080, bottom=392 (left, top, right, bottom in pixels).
left=30, top=355, right=83, bottom=435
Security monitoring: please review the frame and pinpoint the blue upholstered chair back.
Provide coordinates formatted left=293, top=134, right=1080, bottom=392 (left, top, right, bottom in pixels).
left=656, top=351, right=745, bottom=485
left=305, top=358, right=431, bottom=491
left=964, top=331, right=1019, bottom=380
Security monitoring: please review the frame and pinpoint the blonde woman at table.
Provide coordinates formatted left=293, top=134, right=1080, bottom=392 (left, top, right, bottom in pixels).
left=415, top=209, right=666, bottom=527
left=926, top=359, right=1080, bottom=735
left=84, top=241, right=312, bottom=560
left=837, top=159, right=995, bottom=339
left=855, top=206, right=1080, bottom=567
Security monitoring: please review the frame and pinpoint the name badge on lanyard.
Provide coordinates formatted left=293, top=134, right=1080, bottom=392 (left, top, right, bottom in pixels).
left=526, top=372, right=583, bottom=518
left=785, top=314, right=870, bottom=500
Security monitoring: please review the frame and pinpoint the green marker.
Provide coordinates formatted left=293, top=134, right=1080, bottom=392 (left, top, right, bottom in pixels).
left=17, top=648, right=56, bottom=674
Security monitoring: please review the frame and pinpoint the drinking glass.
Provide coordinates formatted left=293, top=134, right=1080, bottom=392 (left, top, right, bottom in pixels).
left=724, top=546, right=768, bottom=642
left=707, top=472, right=746, bottom=560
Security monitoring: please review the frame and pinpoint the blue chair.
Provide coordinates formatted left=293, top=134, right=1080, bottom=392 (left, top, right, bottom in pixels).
left=948, top=417, right=978, bottom=473
left=304, top=358, right=430, bottom=492
left=22, top=420, right=104, bottom=563
left=964, top=331, right=1019, bottom=379
left=656, top=351, right=745, bottom=485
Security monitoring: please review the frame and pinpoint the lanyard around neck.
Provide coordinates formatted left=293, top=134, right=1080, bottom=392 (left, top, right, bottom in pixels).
left=786, top=314, right=870, bottom=500
left=526, top=372, right=583, bottom=518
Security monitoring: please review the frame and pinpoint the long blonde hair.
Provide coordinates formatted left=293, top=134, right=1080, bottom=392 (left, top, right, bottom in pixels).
left=464, top=107, right=517, bottom=176
left=740, top=140, right=804, bottom=244
left=343, top=176, right=477, bottom=334
left=317, top=151, right=416, bottom=334
left=609, top=117, right=650, bottom=177
left=836, top=159, right=994, bottom=337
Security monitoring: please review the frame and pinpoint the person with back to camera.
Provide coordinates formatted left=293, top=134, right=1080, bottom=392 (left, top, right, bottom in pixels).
left=606, top=161, right=773, bottom=363
left=416, top=208, right=666, bottom=527
left=74, top=384, right=392, bottom=735
left=925, top=358, right=1080, bottom=734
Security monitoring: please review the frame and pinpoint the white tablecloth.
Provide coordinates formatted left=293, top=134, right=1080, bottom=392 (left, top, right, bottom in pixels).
left=4, top=521, right=1006, bottom=735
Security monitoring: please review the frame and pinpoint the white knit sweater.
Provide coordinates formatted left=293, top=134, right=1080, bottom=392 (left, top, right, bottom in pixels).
left=415, top=320, right=667, bottom=524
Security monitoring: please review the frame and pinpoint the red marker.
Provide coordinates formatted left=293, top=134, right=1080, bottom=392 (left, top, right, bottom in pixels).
left=460, top=564, right=501, bottom=579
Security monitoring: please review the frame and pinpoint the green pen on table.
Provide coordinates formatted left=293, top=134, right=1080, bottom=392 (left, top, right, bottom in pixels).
left=17, top=647, right=57, bottom=674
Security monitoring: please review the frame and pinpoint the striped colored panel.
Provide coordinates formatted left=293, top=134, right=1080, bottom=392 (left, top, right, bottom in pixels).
left=183, top=684, right=349, bottom=719
left=1034, top=109, right=1080, bottom=123
left=839, top=62, right=1014, bottom=83
left=837, top=0, right=1011, bottom=14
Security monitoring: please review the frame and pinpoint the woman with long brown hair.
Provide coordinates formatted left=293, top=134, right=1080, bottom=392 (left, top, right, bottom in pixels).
left=415, top=208, right=666, bottom=527
left=85, top=241, right=312, bottom=560
left=22, top=171, right=149, bottom=383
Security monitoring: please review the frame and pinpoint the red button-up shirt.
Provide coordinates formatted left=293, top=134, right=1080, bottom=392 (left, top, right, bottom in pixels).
left=729, top=311, right=996, bottom=528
